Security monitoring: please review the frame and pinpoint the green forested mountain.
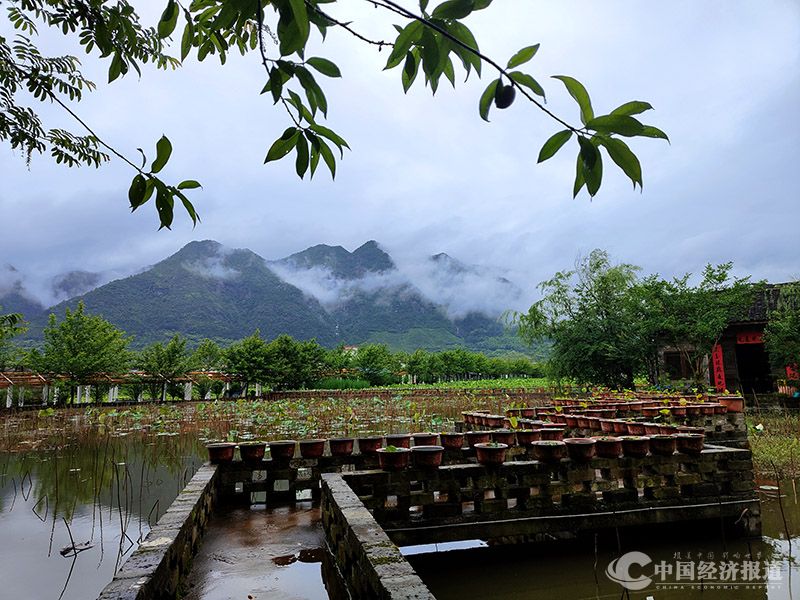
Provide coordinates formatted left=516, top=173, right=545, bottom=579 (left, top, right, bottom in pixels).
left=15, top=240, right=539, bottom=354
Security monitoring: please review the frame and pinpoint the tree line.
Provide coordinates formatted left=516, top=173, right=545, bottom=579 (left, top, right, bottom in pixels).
left=0, top=301, right=541, bottom=404
left=515, top=250, right=799, bottom=390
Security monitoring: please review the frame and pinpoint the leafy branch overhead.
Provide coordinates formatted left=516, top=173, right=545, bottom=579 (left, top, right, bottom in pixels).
left=1, top=0, right=667, bottom=229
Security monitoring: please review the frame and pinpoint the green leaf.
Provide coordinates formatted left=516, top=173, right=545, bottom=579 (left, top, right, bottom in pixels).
left=552, top=75, right=594, bottom=124
left=640, top=125, right=670, bottom=142
left=537, top=130, right=572, bottom=163
left=385, top=21, right=423, bottom=69
left=180, top=14, right=194, bottom=61
left=128, top=174, right=147, bottom=208
left=310, top=124, right=349, bottom=157
left=264, top=130, right=299, bottom=163
left=573, top=154, right=585, bottom=198
left=306, top=57, right=341, bottom=78
left=295, top=134, right=309, bottom=179
left=585, top=114, right=644, bottom=137
left=443, top=57, right=456, bottom=87
left=318, top=138, right=336, bottom=179
left=610, top=101, right=653, bottom=117
left=108, top=53, right=123, bottom=83
left=420, top=28, right=441, bottom=81
left=174, top=189, right=199, bottom=227
left=447, top=21, right=481, bottom=76
left=158, top=0, right=179, bottom=39
left=507, top=44, right=539, bottom=69
left=578, top=137, right=602, bottom=196
left=479, top=79, right=499, bottom=122
left=598, top=137, right=642, bottom=188
left=288, top=0, right=310, bottom=45
left=509, top=71, right=545, bottom=98
left=177, top=180, right=202, bottom=190
left=402, top=50, right=420, bottom=93
left=155, top=183, right=174, bottom=230
left=432, top=0, right=475, bottom=19
left=150, top=136, right=172, bottom=174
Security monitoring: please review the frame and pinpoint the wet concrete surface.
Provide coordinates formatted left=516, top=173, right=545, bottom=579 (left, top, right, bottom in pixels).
left=184, top=503, right=329, bottom=600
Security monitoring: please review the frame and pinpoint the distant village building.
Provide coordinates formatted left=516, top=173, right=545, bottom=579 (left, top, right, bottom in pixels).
left=661, top=284, right=797, bottom=394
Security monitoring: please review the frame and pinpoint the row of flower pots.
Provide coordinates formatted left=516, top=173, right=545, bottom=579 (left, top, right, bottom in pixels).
left=536, top=394, right=744, bottom=413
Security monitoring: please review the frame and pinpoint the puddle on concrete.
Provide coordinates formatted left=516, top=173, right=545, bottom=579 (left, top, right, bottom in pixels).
left=184, top=504, right=328, bottom=600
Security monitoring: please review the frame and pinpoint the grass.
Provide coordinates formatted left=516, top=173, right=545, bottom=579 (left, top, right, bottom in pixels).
left=383, top=377, right=550, bottom=390
left=747, top=414, right=800, bottom=478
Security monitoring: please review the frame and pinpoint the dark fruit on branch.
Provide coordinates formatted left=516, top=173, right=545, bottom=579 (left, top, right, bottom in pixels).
left=494, top=84, right=516, bottom=109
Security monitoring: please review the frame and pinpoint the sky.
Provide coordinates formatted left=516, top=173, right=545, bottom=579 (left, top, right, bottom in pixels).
left=1, top=0, right=799, bottom=310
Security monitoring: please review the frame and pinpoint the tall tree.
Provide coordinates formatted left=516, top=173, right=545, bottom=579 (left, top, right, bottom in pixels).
left=137, top=334, right=192, bottom=400
left=353, top=343, right=398, bottom=386
left=225, top=331, right=269, bottom=395
left=0, top=306, right=27, bottom=370
left=265, top=335, right=325, bottom=390
left=656, top=264, right=756, bottom=386
left=2, top=1, right=666, bottom=229
left=31, top=301, right=131, bottom=403
left=516, top=250, right=649, bottom=389
left=764, top=283, right=800, bottom=384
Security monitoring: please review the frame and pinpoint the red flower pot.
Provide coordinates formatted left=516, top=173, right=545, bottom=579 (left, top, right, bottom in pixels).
left=593, top=436, right=623, bottom=458
left=626, top=422, right=646, bottom=436
left=649, top=434, right=677, bottom=456
left=719, top=396, right=744, bottom=413
left=412, top=445, right=444, bottom=469
left=268, top=440, right=297, bottom=460
left=670, top=406, right=687, bottom=417
left=299, top=439, right=326, bottom=459
left=564, top=415, right=579, bottom=428
left=439, top=432, right=464, bottom=450
left=659, top=425, right=678, bottom=435
left=676, top=433, right=705, bottom=454
left=412, top=432, right=439, bottom=447
left=564, top=438, right=596, bottom=462
left=612, top=420, right=628, bottom=434
left=385, top=434, right=411, bottom=449
left=238, top=442, right=266, bottom=464
left=474, top=442, right=508, bottom=466
left=600, top=419, right=615, bottom=434
left=491, top=430, right=516, bottom=446
left=540, top=428, right=565, bottom=441
left=377, top=447, right=411, bottom=471
left=700, top=404, right=716, bottom=416
left=532, top=440, right=567, bottom=463
left=357, top=436, right=384, bottom=455
left=329, top=438, right=355, bottom=456
left=206, top=442, right=236, bottom=464
left=620, top=436, right=650, bottom=458
left=515, top=429, right=542, bottom=446
left=465, top=431, right=491, bottom=447
left=643, top=423, right=662, bottom=436
left=685, top=405, right=702, bottom=416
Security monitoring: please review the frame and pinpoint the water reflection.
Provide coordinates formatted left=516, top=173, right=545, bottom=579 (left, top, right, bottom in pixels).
left=0, top=431, right=204, bottom=600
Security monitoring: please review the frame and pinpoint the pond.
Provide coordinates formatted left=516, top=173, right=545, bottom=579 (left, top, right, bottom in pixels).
left=1, top=402, right=798, bottom=600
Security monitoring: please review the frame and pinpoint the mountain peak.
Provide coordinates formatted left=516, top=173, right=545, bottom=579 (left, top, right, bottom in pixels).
left=274, top=240, right=394, bottom=279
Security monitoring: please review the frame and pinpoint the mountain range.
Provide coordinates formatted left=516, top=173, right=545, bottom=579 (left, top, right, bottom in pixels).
left=2, top=240, right=538, bottom=354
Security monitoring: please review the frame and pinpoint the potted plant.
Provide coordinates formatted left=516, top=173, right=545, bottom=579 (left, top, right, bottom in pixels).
left=620, top=436, right=650, bottom=458
left=491, top=430, right=515, bottom=446
left=299, top=439, right=326, bottom=459
left=626, top=422, right=646, bottom=436
left=329, top=437, right=355, bottom=456
left=649, top=434, right=677, bottom=456
left=531, top=440, right=567, bottom=463
left=643, top=423, right=662, bottom=436
left=385, top=433, right=412, bottom=449
left=539, top=428, right=565, bottom=441
left=676, top=433, right=705, bottom=454
left=474, top=442, right=508, bottom=466
left=357, top=436, right=384, bottom=455
left=238, top=441, right=266, bottom=464
left=377, top=445, right=411, bottom=471
left=411, top=445, right=444, bottom=469
left=412, top=432, right=439, bottom=446
left=268, top=440, right=297, bottom=460
left=515, top=429, right=541, bottom=446
left=206, top=442, right=236, bottom=464
left=718, top=395, right=744, bottom=413
left=439, top=432, right=465, bottom=450
left=465, top=431, right=491, bottom=447
left=593, top=436, right=623, bottom=459
left=564, top=437, right=596, bottom=462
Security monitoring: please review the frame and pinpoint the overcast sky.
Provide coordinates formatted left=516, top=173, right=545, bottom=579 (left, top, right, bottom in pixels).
left=1, top=0, right=798, bottom=308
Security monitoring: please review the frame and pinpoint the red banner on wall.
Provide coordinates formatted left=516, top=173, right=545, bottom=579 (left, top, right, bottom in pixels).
left=711, top=344, right=726, bottom=392
left=736, top=331, right=763, bottom=345
left=788, top=364, right=800, bottom=381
